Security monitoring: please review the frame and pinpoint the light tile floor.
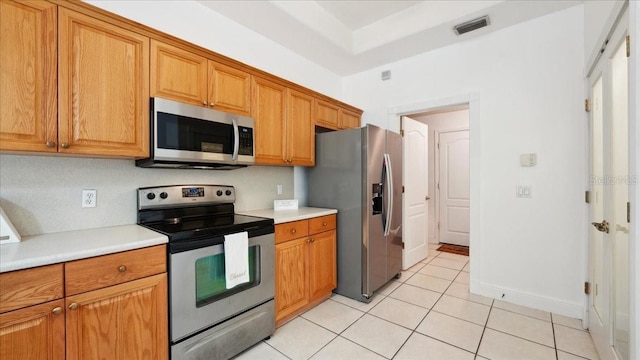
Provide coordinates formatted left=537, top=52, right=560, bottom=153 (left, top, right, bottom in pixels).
left=234, top=244, right=599, bottom=360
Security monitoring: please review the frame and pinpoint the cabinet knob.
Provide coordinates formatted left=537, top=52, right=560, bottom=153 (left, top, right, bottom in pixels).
left=310, top=238, right=315, bottom=243
left=322, top=222, right=327, bottom=226
left=291, top=228, right=296, bottom=234
left=52, top=307, right=63, bottom=315
left=60, top=142, right=70, bottom=149
left=68, top=303, right=78, bottom=310
left=45, top=141, right=56, bottom=148
left=210, top=102, right=215, bottom=107
left=118, top=265, right=127, bottom=273
left=202, top=100, right=207, bottom=106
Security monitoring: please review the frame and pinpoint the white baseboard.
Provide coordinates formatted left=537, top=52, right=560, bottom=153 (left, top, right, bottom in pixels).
left=472, top=281, right=586, bottom=320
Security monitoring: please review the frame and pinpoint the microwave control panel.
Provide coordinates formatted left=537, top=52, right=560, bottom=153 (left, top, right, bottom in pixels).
left=238, top=126, right=254, bottom=156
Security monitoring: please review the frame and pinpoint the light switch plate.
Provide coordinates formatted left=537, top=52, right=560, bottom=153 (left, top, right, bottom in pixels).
left=520, top=153, right=537, bottom=167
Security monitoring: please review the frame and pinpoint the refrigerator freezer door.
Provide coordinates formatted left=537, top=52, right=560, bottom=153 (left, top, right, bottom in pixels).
left=364, top=125, right=387, bottom=297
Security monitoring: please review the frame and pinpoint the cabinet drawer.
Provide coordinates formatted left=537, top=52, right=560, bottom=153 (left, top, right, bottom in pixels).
left=0, top=264, right=64, bottom=314
left=309, top=214, right=336, bottom=234
left=275, top=220, right=309, bottom=244
left=65, top=245, right=166, bottom=296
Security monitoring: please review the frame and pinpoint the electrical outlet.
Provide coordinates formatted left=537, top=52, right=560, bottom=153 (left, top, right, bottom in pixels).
left=277, top=184, right=283, bottom=196
left=82, top=189, right=97, bottom=208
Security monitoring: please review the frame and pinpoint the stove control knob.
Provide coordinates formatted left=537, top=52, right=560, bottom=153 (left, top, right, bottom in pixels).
left=160, top=192, right=168, bottom=199
left=225, top=190, right=232, bottom=196
left=146, top=192, right=156, bottom=200
left=216, top=190, right=223, bottom=196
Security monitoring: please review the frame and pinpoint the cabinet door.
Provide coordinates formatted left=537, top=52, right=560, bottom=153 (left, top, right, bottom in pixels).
left=275, top=238, right=309, bottom=322
left=315, top=99, right=339, bottom=130
left=339, top=109, right=361, bottom=129
left=65, top=274, right=168, bottom=360
left=287, top=89, right=314, bottom=166
left=58, top=8, right=149, bottom=157
left=0, top=299, right=65, bottom=360
left=150, top=40, right=208, bottom=107
left=252, top=77, right=287, bottom=165
left=0, top=0, right=57, bottom=152
left=208, top=61, right=251, bottom=116
left=309, top=230, right=337, bottom=301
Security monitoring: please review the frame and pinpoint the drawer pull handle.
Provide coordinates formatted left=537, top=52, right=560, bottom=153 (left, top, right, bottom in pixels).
left=291, top=229, right=296, bottom=234
left=322, top=222, right=327, bottom=226
left=118, top=265, right=127, bottom=273
left=69, top=303, right=78, bottom=310
left=52, top=307, right=63, bottom=315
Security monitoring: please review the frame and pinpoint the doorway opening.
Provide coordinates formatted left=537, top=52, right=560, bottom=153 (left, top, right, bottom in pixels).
left=407, top=105, right=470, bottom=249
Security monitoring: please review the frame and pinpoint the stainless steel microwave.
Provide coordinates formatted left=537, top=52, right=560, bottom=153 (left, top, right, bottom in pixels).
left=136, top=98, right=255, bottom=170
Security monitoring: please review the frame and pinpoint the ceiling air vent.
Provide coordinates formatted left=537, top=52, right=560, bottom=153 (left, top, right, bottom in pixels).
left=453, top=16, right=490, bottom=36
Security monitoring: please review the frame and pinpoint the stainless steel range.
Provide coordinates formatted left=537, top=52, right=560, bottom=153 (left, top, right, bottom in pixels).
left=137, top=185, right=275, bottom=360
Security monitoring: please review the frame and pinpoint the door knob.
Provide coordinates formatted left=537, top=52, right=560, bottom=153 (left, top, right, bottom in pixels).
left=425, top=196, right=431, bottom=201
left=591, top=220, right=610, bottom=233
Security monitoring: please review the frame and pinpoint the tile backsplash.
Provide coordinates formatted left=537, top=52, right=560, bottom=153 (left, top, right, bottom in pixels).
left=0, top=155, right=293, bottom=236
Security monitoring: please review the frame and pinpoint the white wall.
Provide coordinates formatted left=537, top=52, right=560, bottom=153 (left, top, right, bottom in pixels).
left=343, top=5, right=586, bottom=317
left=0, top=155, right=293, bottom=236
left=411, top=109, right=469, bottom=244
left=85, top=0, right=342, bottom=99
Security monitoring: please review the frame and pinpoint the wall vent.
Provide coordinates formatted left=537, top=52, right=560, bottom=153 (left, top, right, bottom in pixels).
left=454, top=16, right=490, bottom=35
left=381, top=70, right=391, bottom=81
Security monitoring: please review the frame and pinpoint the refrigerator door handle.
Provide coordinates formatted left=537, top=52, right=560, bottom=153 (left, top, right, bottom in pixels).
left=384, top=153, right=393, bottom=237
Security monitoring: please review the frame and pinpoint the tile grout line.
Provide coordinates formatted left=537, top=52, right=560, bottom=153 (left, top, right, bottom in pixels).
left=474, top=294, right=495, bottom=357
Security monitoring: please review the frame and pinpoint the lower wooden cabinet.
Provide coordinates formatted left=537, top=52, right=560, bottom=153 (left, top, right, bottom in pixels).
left=65, top=274, right=167, bottom=360
left=0, top=299, right=65, bottom=360
left=275, top=215, right=336, bottom=326
left=0, top=245, right=167, bottom=360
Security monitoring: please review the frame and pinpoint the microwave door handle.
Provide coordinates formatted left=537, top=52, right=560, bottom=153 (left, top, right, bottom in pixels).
left=232, top=119, right=239, bottom=161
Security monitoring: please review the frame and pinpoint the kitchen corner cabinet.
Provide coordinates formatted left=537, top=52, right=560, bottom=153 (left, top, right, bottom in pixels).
left=58, top=7, right=149, bottom=157
left=252, top=77, right=314, bottom=166
left=275, top=214, right=336, bottom=326
left=0, top=245, right=168, bottom=360
left=0, top=0, right=57, bottom=153
left=151, top=40, right=251, bottom=116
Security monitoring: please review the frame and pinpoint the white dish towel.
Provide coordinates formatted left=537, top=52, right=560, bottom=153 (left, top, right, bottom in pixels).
left=224, top=231, right=250, bottom=289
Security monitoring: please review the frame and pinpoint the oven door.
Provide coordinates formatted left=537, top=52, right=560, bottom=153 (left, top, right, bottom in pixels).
left=169, top=233, right=274, bottom=343
left=152, top=97, right=255, bottom=165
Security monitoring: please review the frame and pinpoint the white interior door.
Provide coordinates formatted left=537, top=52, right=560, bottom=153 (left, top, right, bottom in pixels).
left=438, top=130, right=470, bottom=246
left=401, top=116, right=429, bottom=269
left=588, top=8, right=629, bottom=360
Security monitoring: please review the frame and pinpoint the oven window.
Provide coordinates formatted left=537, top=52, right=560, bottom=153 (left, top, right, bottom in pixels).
left=195, top=245, right=260, bottom=307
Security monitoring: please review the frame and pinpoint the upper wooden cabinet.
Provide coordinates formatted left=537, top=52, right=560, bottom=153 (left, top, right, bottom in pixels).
left=253, top=76, right=287, bottom=165
left=150, top=40, right=208, bottom=107
left=339, top=108, right=361, bottom=129
left=58, top=8, right=149, bottom=157
left=315, top=99, right=340, bottom=130
left=151, top=40, right=251, bottom=116
left=287, top=89, right=314, bottom=166
left=0, top=0, right=57, bottom=153
left=252, top=77, right=314, bottom=166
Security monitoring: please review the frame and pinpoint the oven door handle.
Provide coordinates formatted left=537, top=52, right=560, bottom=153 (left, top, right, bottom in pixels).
left=232, top=119, right=239, bottom=161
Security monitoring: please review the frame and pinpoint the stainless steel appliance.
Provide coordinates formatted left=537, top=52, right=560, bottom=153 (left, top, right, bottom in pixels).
left=308, top=124, right=402, bottom=303
left=137, top=185, right=274, bottom=360
left=136, top=98, right=255, bottom=169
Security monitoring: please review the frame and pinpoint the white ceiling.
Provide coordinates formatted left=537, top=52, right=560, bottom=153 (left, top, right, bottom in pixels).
left=198, top=0, right=582, bottom=76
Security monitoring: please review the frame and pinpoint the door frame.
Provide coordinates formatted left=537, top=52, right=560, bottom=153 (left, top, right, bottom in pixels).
left=390, top=92, right=481, bottom=294
left=434, top=127, right=470, bottom=245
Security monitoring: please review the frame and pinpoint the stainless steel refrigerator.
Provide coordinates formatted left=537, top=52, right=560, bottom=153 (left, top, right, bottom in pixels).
left=308, top=124, right=402, bottom=303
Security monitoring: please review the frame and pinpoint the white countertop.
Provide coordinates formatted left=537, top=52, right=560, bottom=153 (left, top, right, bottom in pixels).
left=239, top=207, right=337, bottom=224
left=0, top=225, right=168, bottom=273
